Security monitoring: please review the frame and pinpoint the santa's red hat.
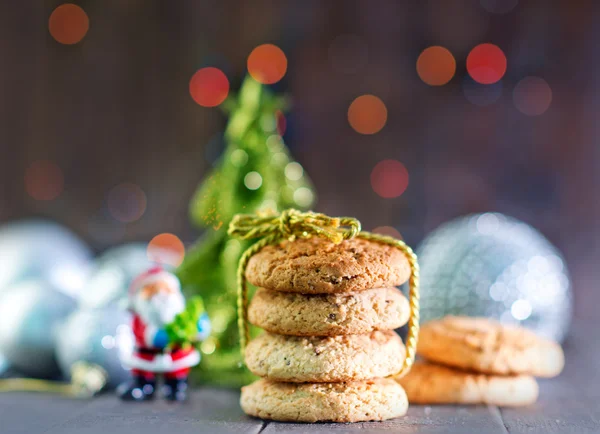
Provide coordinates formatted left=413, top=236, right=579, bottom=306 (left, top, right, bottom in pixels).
left=128, top=266, right=181, bottom=302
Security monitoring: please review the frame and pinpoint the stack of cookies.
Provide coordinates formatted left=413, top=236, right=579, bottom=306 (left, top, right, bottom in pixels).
left=240, top=237, right=413, bottom=423
left=397, top=316, right=565, bottom=407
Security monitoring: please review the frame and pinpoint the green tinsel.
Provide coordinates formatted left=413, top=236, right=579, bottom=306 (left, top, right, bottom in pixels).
left=176, top=76, right=316, bottom=388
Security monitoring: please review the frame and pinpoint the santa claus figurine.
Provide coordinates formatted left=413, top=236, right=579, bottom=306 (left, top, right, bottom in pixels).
left=118, top=266, right=211, bottom=401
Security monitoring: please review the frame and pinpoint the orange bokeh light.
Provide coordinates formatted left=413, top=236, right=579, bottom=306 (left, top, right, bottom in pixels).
left=189, top=67, right=230, bottom=107
left=416, top=46, right=456, bottom=86
left=370, top=160, right=409, bottom=199
left=25, top=160, right=64, bottom=201
left=466, top=43, right=507, bottom=84
left=372, top=226, right=403, bottom=239
left=247, top=44, right=288, bottom=85
left=48, top=4, right=89, bottom=45
left=348, top=95, right=387, bottom=135
left=147, top=233, right=185, bottom=267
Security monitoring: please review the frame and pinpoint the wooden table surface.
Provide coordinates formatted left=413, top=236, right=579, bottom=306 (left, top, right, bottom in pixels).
left=1, top=321, right=597, bottom=434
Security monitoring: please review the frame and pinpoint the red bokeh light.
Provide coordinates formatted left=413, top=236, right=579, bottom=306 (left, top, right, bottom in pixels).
left=48, top=4, right=89, bottom=45
left=370, top=160, right=409, bottom=199
left=466, top=43, right=507, bottom=84
left=276, top=110, right=287, bottom=136
left=189, top=67, right=230, bottom=107
left=247, top=44, right=288, bottom=85
left=25, top=160, right=64, bottom=201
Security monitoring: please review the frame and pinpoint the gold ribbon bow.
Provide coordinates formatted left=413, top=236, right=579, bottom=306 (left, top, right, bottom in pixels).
left=228, top=209, right=420, bottom=378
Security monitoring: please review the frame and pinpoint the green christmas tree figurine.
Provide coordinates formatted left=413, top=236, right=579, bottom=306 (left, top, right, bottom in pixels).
left=177, top=75, right=315, bottom=387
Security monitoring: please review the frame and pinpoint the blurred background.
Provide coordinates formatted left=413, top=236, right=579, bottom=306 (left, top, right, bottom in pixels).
left=0, top=0, right=594, bottom=385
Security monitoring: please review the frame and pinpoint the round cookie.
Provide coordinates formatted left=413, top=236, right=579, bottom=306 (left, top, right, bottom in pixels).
left=245, top=237, right=410, bottom=294
left=248, top=287, right=410, bottom=336
left=245, top=330, right=405, bottom=382
left=241, top=378, right=408, bottom=422
left=418, top=316, right=564, bottom=377
left=396, top=361, right=539, bottom=406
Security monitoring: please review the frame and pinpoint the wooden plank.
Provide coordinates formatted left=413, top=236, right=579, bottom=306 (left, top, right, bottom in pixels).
left=500, top=379, right=600, bottom=434
left=0, top=388, right=263, bottom=434
left=0, top=392, right=97, bottom=434
left=499, top=323, right=600, bottom=434
left=264, top=405, right=507, bottom=433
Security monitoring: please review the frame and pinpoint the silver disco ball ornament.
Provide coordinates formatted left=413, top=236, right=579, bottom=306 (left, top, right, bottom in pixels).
left=0, top=280, right=77, bottom=377
left=55, top=306, right=134, bottom=388
left=417, top=213, right=572, bottom=342
left=79, top=243, right=156, bottom=309
left=0, top=219, right=92, bottom=298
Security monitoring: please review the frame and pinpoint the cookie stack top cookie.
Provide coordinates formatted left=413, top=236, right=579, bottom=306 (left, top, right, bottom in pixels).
left=246, top=237, right=412, bottom=293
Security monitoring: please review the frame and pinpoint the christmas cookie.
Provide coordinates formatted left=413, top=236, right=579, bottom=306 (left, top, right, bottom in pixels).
left=396, top=361, right=539, bottom=406
left=245, top=330, right=405, bottom=382
left=241, top=378, right=408, bottom=422
left=248, top=287, right=410, bottom=336
left=245, top=237, right=410, bottom=294
left=418, top=316, right=564, bottom=377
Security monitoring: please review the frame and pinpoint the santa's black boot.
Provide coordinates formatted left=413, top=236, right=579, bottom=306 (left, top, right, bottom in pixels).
left=117, top=375, right=156, bottom=401
left=162, top=378, right=188, bottom=402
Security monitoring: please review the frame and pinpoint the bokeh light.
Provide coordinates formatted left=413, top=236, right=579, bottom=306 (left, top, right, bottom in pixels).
left=189, top=67, right=229, bottom=107
left=462, top=76, right=503, bottom=106
left=328, top=34, right=369, bottom=74
left=244, top=171, right=263, bottom=190
left=348, top=95, right=387, bottom=135
left=276, top=110, right=287, bottom=136
left=147, top=233, right=185, bottom=267
left=230, top=149, right=249, bottom=167
left=372, top=226, right=402, bottom=239
left=25, top=160, right=64, bottom=201
left=416, top=46, right=456, bottom=86
left=293, top=187, right=314, bottom=208
left=247, top=44, right=287, bottom=85
left=284, top=162, right=303, bottom=181
left=107, top=182, right=147, bottom=223
left=48, top=4, right=89, bottom=45
left=370, top=160, right=409, bottom=199
left=513, top=76, right=552, bottom=116
left=480, top=0, right=519, bottom=14
left=467, top=43, right=507, bottom=84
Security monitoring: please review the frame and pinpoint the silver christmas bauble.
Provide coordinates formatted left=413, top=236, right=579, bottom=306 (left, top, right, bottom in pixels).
left=55, top=307, right=134, bottom=388
left=0, top=280, right=77, bottom=377
left=417, top=213, right=572, bottom=342
left=0, top=219, right=92, bottom=298
left=79, top=243, right=155, bottom=309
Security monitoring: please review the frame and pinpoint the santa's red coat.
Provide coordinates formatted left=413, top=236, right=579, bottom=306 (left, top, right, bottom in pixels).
left=122, top=314, right=200, bottom=373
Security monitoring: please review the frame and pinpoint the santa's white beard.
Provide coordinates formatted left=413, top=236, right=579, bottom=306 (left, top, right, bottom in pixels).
left=134, top=291, right=185, bottom=327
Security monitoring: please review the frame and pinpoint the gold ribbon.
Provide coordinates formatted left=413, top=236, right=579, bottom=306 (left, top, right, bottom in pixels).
left=228, top=209, right=420, bottom=378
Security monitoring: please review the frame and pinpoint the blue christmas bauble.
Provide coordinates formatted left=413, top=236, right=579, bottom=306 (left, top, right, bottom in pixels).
left=0, top=280, right=77, bottom=377
left=79, top=243, right=157, bottom=309
left=55, top=306, right=134, bottom=388
left=0, top=219, right=92, bottom=298
left=417, top=213, right=572, bottom=342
